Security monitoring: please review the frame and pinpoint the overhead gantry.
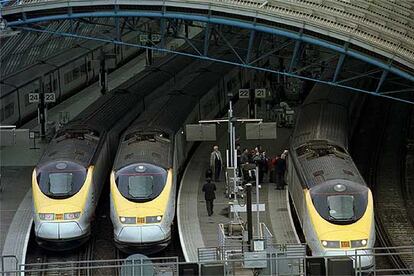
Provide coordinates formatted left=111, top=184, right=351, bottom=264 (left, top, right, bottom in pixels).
left=1, top=0, right=413, bottom=103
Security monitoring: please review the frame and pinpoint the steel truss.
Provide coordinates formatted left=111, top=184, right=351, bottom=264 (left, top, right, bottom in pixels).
left=3, top=13, right=414, bottom=104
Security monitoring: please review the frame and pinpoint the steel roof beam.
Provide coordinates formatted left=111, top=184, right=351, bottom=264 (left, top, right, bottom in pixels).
left=12, top=25, right=414, bottom=105
left=5, top=10, right=412, bottom=83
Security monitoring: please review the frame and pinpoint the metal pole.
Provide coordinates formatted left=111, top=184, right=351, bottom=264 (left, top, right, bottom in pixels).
left=255, top=166, right=260, bottom=237
left=246, top=183, right=253, bottom=250
left=228, top=101, right=234, bottom=167
left=38, top=77, right=46, bottom=139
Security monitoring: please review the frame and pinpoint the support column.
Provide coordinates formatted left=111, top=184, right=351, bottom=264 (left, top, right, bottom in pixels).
left=376, top=70, right=389, bottom=93
left=160, top=18, right=166, bottom=51
left=203, top=23, right=210, bottom=56
left=246, top=183, right=253, bottom=250
left=289, top=40, right=301, bottom=72
left=246, top=30, right=255, bottom=64
left=38, top=77, right=46, bottom=139
left=333, top=54, right=346, bottom=82
left=333, top=43, right=348, bottom=82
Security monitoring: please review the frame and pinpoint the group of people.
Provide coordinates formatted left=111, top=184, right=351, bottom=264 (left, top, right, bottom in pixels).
left=202, top=144, right=289, bottom=217
left=239, top=146, right=288, bottom=190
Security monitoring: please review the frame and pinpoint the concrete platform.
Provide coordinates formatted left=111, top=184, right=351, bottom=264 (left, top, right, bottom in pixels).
left=178, top=101, right=299, bottom=262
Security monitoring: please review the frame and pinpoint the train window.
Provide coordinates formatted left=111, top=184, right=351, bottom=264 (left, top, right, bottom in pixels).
left=49, top=173, right=73, bottom=195
left=0, top=103, right=15, bottom=121
left=64, top=71, right=72, bottom=84
left=80, top=64, right=87, bottom=74
left=36, top=161, right=87, bottom=199
left=116, top=163, right=167, bottom=203
left=73, top=67, right=80, bottom=79
left=327, top=195, right=354, bottom=220
left=128, top=176, right=153, bottom=198
left=87, top=61, right=92, bottom=72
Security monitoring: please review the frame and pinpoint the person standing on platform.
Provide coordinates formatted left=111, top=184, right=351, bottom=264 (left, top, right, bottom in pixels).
left=210, top=145, right=223, bottom=182
left=276, top=152, right=287, bottom=190
left=202, top=178, right=216, bottom=216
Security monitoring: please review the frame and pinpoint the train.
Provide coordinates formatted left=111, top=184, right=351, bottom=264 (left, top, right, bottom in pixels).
left=0, top=19, right=149, bottom=126
left=110, top=50, right=252, bottom=252
left=31, top=51, right=198, bottom=249
left=286, top=82, right=375, bottom=268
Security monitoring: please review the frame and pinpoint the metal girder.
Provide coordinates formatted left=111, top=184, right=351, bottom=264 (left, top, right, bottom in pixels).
left=289, top=39, right=301, bottom=72
left=6, top=10, right=413, bottom=84
left=160, top=17, right=165, bottom=49
left=336, top=68, right=382, bottom=84
left=12, top=25, right=414, bottom=105
left=168, top=19, right=202, bottom=56
left=249, top=39, right=292, bottom=65
left=214, top=26, right=245, bottom=64
left=381, top=87, right=414, bottom=95
left=246, top=29, right=255, bottom=64
left=376, top=70, right=389, bottom=93
left=203, top=23, right=210, bottom=56
left=293, top=54, right=337, bottom=75
left=332, top=42, right=349, bottom=82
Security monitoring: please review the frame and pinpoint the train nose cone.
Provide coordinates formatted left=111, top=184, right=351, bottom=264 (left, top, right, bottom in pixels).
left=37, top=222, right=83, bottom=239
left=323, top=250, right=374, bottom=270
left=118, top=225, right=166, bottom=243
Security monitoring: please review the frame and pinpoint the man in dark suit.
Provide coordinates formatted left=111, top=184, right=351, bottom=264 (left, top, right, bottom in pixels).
left=202, top=178, right=216, bottom=216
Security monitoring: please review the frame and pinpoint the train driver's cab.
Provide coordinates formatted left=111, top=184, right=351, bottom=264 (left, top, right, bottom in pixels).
left=115, top=163, right=167, bottom=203
left=36, top=161, right=87, bottom=199
left=310, top=179, right=369, bottom=225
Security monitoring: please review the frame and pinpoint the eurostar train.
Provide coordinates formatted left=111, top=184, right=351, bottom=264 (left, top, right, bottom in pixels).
left=286, top=84, right=375, bottom=268
left=1, top=21, right=147, bottom=126
left=110, top=57, right=250, bottom=252
left=31, top=52, right=197, bottom=250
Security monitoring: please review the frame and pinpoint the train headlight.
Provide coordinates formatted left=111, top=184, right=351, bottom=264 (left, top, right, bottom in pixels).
left=321, top=240, right=340, bottom=248
left=64, top=212, right=81, bottom=220
left=351, top=239, right=368, bottom=248
left=39, top=213, right=54, bottom=220
left=146, top=215, right=163, bottom=223
left=119, top=216, right=136, bottom=224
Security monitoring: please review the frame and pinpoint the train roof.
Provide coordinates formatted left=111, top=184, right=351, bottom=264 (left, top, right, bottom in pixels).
left=38, top=134, right=98, bottom=168
left=295, top=144, right=366, bottom=188
left=291, top=84, right=356, bottom=150
left=114, top=58, right=235, bottom=170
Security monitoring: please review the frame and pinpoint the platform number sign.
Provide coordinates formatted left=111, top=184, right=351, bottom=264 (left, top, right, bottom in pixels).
left=139, top=34, right=149, bottom=43
left=28, top=93, right=40, bottom=103
left=44, top=93, right=56, bottom=103
left=239, top=89, right=250, bottom=98
left=151, top=34, right=161, bottom=42
left=255, top=88, right=266, bottom=98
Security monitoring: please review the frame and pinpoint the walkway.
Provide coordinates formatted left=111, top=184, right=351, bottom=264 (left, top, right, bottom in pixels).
left=178, top=101, right=299, bottom=262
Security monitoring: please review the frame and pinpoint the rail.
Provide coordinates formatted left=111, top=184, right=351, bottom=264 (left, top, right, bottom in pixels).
left=4, top=246, right=413, bottom=275
left=1, top=0, right=414, bottom=71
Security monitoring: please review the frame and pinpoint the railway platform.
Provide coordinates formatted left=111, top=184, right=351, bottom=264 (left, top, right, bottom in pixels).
left=178, top=100, right=299, bottom=265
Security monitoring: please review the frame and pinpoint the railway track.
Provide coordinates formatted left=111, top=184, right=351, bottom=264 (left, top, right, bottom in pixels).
left=24, top=237, right=94, bottom=276
left=373, top=101, right=414, bottom=273
left=403, top=110, right=414, bottom=229
left=352, top=97, right=414, bottom=273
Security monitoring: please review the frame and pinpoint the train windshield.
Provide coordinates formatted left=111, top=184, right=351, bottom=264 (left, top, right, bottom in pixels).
left=116, top=163, right=167, bottom=202
left=327, top=195, right=354, bottom=220
left=310, top=180, right=368, bottom=225
left=36, top=161, right=87, bottom=199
